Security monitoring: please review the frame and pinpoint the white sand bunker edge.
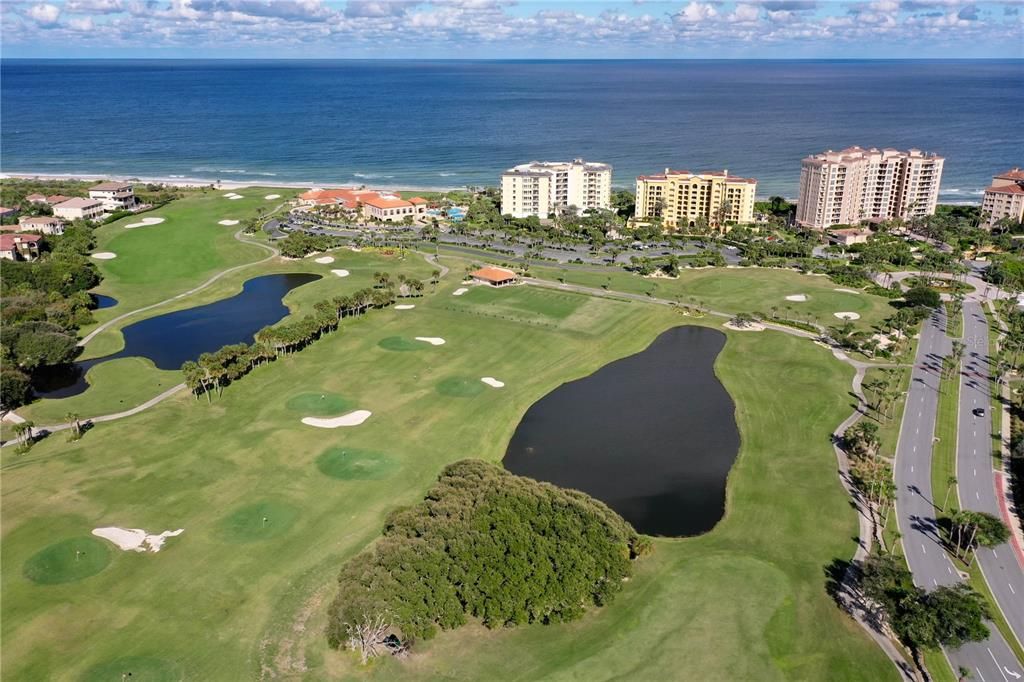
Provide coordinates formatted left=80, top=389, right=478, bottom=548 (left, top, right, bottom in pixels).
left=124, top=217, right=165, bottom=229
left=481, top=377, right=505, bottom=388
left=834, top=312, right=861, bottom=320
left=218, top=219, right=240, bottom=226
left=415, top=337, right=446, bottom=346
left=264, top=194, right=281, bottom=200
left=223, top=192, right=242, bottom=198
left=785, top=294, right=808, bottom=302
left=302, top=410, right=372, bottom=428
left=93, top=527, right=184, bottom=553
left=228, top=195, right=244, bottom=200
left=91, top=252, right=117, bottom=260
left=314, top=256, right=335, bottom=264
left=453, top=287, right=469, bottom=296
left=834, top=288, right=862, bottom=294
left=394, top=304, right=415, bottom=310
left=331, top=269, right=350, bottom=277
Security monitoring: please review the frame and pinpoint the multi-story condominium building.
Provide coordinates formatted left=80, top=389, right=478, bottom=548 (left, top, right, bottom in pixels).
left=634, top=169, right=757, bottom=230
left=500, top=159, right=612, bottom=218
left=796, top=147, right=944, bottom=229
left=981, top=168, right=1024, bottom=228
left=88, top=181, right=137, bottom=212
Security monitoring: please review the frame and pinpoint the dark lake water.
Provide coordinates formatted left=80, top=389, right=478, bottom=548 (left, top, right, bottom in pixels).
left=504, top=326, right=740, bottom=537
left=91, top=293, right=118, bottom=309
left=36, top=273, right=320, bottom=399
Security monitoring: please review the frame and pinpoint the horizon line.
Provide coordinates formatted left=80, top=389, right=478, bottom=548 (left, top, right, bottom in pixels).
left=3, top=56, right=1023, bottom=62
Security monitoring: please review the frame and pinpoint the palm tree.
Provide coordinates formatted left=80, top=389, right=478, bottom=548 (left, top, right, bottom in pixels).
left=942, top=476, right=957, bottom=512
left=65, top=412, right=83, bottom=441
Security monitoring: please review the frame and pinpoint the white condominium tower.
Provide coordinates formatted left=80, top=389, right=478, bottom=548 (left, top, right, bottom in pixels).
left=500, top=159, right=612, bottom=218
left=796, top=147, right=944, bottom=229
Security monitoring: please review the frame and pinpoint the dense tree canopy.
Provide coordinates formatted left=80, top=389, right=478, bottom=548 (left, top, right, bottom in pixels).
left=327, top=460, right=647, bottom=656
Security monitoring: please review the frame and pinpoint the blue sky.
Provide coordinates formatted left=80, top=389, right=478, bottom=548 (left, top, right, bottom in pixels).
left=1, top=1, right=1022, bottom=58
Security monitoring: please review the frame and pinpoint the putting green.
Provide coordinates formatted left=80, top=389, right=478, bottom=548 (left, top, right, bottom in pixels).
left=284, top=392, right=352, bottom=416
left=81, top=656, right=184, bottom=682
left=217, top=501, right=299, bottom=543
left=378, top=336, right=424, bottom=351
left=23, top=537, right=111, bottom=585
left=316, top=448, right=398, bottom=480
left=436, top=375, right=486, bottom=398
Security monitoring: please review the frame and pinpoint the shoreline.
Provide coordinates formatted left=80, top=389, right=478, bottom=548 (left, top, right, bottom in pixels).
left=0, top=171, right=981, bottom=206
left=0, top=171, right=469, bottom=194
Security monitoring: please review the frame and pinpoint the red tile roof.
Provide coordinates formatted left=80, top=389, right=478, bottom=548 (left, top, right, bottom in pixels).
left=987, top=184, right=1024, bottom=195
left=26, top=194, right=47, bottom=202
left=0, top=233, right=42, bottom=249
left=408, top=197, right=428, bottom=205
left=361, top=195, right=412, bottom=209
left=995, top=168, right=1024, bottom=182
left=471, top=266, right=518, bottom=283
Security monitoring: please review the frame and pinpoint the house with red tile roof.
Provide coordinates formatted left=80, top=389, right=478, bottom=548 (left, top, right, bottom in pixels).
left=0, top=233, right=42, bottom=261
left=0, top=206, right=17, bottom=219
left=982, top=168, right=1024, bottom=228
left=26, top=193, right=48, bottom=204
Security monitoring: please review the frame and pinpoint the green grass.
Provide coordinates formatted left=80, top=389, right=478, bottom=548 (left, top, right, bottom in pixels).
left=945, top=303, right=963, bottom=339
left=932, top=371, right=961, bottom=520
left=0, top=279, right=896, bottom=680
left=22, top=537, right=111, bottom=585
left=984, top=305, right=1004, bottom=469
left=922, top=650, right=958, bottom=682
left=285, top=392, right=353, bottom=416
left=521, top=260, right=896, bottom=332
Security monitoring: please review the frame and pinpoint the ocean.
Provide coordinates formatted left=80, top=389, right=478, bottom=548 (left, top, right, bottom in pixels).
left=1, top=59, right=1021, bottom=201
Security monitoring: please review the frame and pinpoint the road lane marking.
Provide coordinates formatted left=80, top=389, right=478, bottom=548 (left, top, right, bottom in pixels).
left=922, top=544, right=927, bottom=554
left=993, top=549, right=999, bottom=558
left=988, top=647, right=1010, bottom=682
left=978, top=668, right=986, bottom=682
left=1009, top=583, right=1015, bottom=595
left=977, top=491, right=981, bottom=500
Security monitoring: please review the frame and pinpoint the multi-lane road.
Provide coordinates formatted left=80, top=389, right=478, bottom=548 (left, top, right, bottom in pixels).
left=895, top=304, right=1022, bottom=681
left=956, top=301, right=1024, bottom=650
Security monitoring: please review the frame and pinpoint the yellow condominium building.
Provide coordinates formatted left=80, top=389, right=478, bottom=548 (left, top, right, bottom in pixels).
left=635, top=169, right=757, bottom=230
left=796, top=147, right=944, bottom=229
left=981, top=168, right=1024, bottom=228
left=500, top=159, right=612, bottom=218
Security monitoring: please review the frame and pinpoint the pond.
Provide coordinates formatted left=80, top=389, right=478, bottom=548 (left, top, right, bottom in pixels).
left=36, top=273, right=321, bottom=399
left=503, top=326, right=740, bottom=537
left=91, top=293, right=118, bottom=309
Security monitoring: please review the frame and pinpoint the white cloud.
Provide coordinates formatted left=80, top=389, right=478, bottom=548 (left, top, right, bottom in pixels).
left=27, top=3, right=61, bottom=27
left=676, top=1, right=719, bottom=23
left=67, top=16, right=95, bottom=30
left=731, top=3, right=762, bottom=22
left=65, top=0, right=124, bottom=13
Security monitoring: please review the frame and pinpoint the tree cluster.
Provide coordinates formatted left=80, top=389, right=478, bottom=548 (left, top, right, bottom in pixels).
left=279, top=231, right=344, bottom=258
left=861, top=552, right=990, bottom=652
left=326, top=460, right=649, bottom=659
left=1, top=220, right=102, bottom=410
left=181, top=287, right=397, bottom=399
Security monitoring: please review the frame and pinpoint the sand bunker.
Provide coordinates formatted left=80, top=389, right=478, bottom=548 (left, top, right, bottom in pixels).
left=834, top=312, right=861, bottom=320
left=264, top=194, right=281, bottom=200
left=331, top=269, right=349, bottom=277
left=92, top=527, right=184, bottom=553
left=91, top=252, right=117, bottom=260
left=349, top=246, right=362, bottom=252
left=218, top=219, right=240, bottom=226
left=785, top=294, right=808, bottom=302
left=124, top=217, right=165, bottom=229
left=453, top=287, right=469, bottom=296
left=834, top=288, right=861, bottom=294
left=228, top=195, right=244, bottom=200
left=301, top=410, right=372, bottom=428
left=394, top=304, right=415, bottom=310
left=314, top=256, right=335, bottom=264
left=415, top=337, right=446, bottom=346
left=223, top=192, right=243, bottom=199
left=481, top=377, right=505, bottom=388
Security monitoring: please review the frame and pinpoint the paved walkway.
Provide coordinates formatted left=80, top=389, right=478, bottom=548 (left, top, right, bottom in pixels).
left=79, top=226, right=280, bottom=346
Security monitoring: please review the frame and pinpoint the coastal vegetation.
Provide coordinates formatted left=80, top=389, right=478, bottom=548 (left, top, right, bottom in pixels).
left=327, top=460, right=645, bottom=660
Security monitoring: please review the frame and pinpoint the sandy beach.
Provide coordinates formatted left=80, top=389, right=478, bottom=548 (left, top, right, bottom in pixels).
left=0, top=171, right=465, bottom=194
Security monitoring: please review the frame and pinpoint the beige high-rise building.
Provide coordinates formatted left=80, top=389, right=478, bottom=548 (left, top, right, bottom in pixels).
left=634, top=169, right=757, bottom=231
left=796, top=147, right=944, bottom=229
left=500, top=159, right=612, bottom=218
left=981, top=168, right=1024, bottom=228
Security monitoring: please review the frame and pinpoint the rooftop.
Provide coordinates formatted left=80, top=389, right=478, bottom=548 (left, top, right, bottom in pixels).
left=90, top=181, right=133, bottom=191
left=986, top=183, right=1024, bottom=195
left=361, top=195, right=412, bottom=209
left=19, top=216, right=63, bottom=224
left=471, top=266, right=518, bottom=283
left=995, top=168, right=1024, bottom=182
left=0, top=233, right=42, bottom=249
left=54, top=197, right=103, bottom=209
